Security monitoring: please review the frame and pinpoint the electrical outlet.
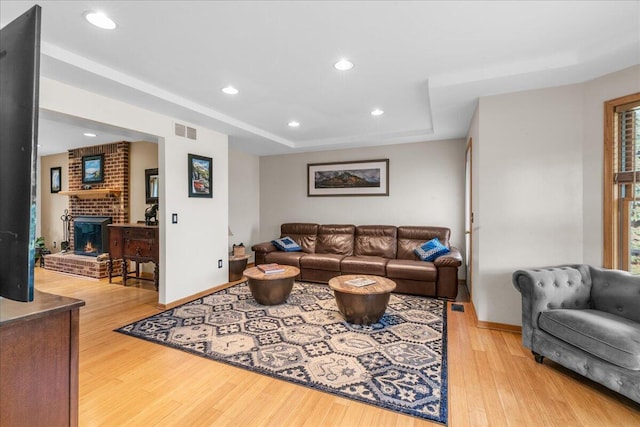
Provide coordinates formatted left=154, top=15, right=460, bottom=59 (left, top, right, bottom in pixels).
left=172, top=213, right=178, bottom=224
left=53, top=241, right=56, bottom=248
left=218, top=259, right=223, bottom=268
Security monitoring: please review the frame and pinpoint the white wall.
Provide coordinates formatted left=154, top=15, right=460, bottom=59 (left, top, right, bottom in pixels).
left=470, top=64, right=640, bottom=326
left=259, top=140, right=467, bottom=273
left=39, top=152, right=69, bottom=253
left=473, top=85, right=585, bottom=325
left=467, top=108, right=480, bottom=298
left=129, top=141, right=159, bottom=223
left=229, top=148, right=260, bottom=263
left=40, top=78, right=229, bottom=304
left=582, top=65, right=640, bottom=265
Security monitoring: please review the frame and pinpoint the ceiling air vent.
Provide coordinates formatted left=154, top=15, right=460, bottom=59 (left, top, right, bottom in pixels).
left=174, top=122, right=197, bottom=140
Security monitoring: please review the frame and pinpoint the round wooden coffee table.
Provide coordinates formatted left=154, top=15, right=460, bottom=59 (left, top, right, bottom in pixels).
left=328, top=275, right=396, bottom=325
left=243, top=265, right=300, bottom=305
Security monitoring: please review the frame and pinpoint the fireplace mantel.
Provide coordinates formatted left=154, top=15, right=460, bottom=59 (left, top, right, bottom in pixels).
left=58, top=189, right=121, bottom=199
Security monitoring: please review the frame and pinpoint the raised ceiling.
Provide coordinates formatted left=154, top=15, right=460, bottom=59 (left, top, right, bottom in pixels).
left=2, top=1, right=639, bottom=156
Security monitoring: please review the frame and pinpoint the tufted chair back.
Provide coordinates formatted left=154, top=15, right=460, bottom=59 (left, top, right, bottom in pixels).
left=589, top=266, right=640, bottom=323
left=513, top=265, right=592, bottom=348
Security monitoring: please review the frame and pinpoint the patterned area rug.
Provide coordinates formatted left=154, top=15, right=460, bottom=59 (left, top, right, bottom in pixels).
left=116, top=281, right=448, bottom=424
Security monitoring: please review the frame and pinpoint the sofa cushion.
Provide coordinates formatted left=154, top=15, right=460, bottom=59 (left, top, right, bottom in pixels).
left=281, top=223, right=318, bottom=253
left=265, top=251, right=306, bottom=268
left=315, top=224, right=355, bottom=255
left=386, top=259, right=437, bottom=282
left=538, top=308, right=640, bottom=371
left=397, top=226, right=450, bottom=260
left=354, top=225, right=397, bottom=258
left=415, top=238, right=450, bottom=262
left=272, top=236, right=302, bottom=252
left=590, top=266, right=640, bottom=323
left=340, top=256, right=388, bottom=276
left=300, top=253, right=344, bottom=272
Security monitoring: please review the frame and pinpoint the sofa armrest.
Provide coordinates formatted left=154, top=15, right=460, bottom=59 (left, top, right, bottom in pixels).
left=252, top=241, right=277, bottom=253
left=434, top=247, right=462, bottom=267
left=432, top=247, right=462, bottom=298
left=512, top=265, right=591, bottom=349
left=251, top=242, right=278, bottom=265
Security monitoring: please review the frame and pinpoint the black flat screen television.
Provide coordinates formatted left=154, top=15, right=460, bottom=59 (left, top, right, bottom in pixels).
left=0, top=5, right=41, bottom=302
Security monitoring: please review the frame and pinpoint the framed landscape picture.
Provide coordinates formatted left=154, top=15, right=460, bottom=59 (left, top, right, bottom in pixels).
left=82, top=154, right=104, bottom=184
left=188, top=153, right=212, bottom=198
left=50, top=166, right=61, bottom=193
left=307, top=159, right=389, bottom=197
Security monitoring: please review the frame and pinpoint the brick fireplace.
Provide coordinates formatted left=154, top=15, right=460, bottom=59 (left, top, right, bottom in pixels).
left=44, top=141, right=129, bottom=278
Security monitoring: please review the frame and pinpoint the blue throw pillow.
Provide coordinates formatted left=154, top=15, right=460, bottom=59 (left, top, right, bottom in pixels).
left=415, top=238, right=450, bottom=262
left=272, top=236, right=302, bottom=252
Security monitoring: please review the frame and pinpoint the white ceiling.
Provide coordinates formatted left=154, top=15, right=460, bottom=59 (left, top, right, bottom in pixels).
left=2, top=1, right=639, bottom=157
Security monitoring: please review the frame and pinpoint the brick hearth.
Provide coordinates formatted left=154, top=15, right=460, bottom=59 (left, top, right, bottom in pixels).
left=44, top=253, right=122, bottom=279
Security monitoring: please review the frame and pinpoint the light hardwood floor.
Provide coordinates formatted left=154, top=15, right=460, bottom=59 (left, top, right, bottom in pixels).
left=34, top=268, right=640, bottom=426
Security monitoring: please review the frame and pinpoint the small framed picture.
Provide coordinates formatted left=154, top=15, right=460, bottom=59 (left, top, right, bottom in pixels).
left=188, top=153, right=212, bottom=198
left=82, top=154, right=104, bottom=184
left=50, top=167, right=61, bottom=193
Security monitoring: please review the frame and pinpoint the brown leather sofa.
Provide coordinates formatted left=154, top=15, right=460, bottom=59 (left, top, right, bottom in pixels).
left=252, top=223, right=463, bottom=299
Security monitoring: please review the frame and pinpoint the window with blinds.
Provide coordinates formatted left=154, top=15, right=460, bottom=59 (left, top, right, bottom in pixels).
left=614, top=101, right=640, bottom=184
left=604, top=94, right=640, bottom=273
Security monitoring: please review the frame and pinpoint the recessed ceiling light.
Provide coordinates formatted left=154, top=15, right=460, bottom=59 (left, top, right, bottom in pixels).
left=85, top=11, right=116, bottom=30
left=371, top=109, right=384, bottom=116
left=288, top=121, right=300, bottom=128
left=334, top=59, right=354, bottom=71
left=84, top=133, right=97, bottom=137
left=222, top=86, right=239, bottom=95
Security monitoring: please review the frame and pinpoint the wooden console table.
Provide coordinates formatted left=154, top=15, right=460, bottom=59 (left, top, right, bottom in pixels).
left=1, top=291, right=85, bottom=426
left=108, top=224, right=159, bottom=290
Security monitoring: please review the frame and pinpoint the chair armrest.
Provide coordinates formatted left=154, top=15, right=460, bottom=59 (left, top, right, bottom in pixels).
left=512, top=265, right=591, bottom=348
left=434, top=247, right=462, bottom=267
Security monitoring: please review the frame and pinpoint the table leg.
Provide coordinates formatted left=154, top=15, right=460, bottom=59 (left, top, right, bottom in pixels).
left=154, top=262, right=159, bottom=291
left=122, top=259, right=128, bottom=286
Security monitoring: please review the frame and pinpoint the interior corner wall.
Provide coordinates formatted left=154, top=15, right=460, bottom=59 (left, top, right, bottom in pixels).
left=581, top=65, right=640, bottom=265
left=39, top=78, right=229, bottom=305
left=470, top=65, right=640, bottom=326
left=229, top=148, right=260, bottom=263
left=129, top=141, right=159, bottom=223
left=467, top=107, right=480, bottom=298
left=161, top=127, right=228, bottom=303
left=473, top=85, right=584, bottom=326
left=39, top=152, right=69, bottom=253
left=259, top=139, right=467, bottom=276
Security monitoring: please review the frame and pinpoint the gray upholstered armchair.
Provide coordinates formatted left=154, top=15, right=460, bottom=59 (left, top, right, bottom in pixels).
left=513, top=265, right=640, bottom=404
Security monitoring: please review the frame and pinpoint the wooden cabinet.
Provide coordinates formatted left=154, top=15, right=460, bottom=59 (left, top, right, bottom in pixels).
left=108, top=224, right=159, bottom=290
left=1, top=291, right=85, bottom=427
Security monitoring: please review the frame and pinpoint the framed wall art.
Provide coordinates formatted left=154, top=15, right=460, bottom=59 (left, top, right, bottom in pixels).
left=307, top=159, right=389, bottom=197
left=82, top=154, right=104, bottom=184
left=188, top=153, right=212, bottom=198
left=50, top=166, right=61, bottom=193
